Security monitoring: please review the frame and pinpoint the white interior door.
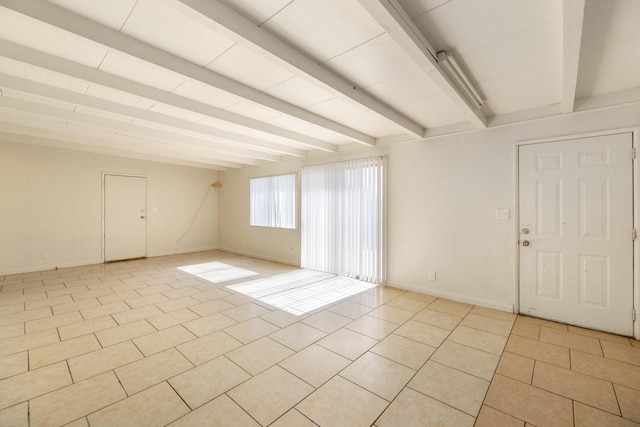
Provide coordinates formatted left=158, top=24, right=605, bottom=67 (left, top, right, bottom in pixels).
left=104, top=175, right=146, bottom=262
left=519, top=133, right=634, bottom=336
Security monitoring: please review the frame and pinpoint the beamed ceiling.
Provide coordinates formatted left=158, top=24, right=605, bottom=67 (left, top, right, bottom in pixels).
left=0, top=0, right=639, bottom=170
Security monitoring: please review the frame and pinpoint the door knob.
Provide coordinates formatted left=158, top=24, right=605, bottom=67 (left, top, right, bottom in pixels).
left=140, top=216, right=145, bottom=219
left=522, top=240, right=530, bottom=246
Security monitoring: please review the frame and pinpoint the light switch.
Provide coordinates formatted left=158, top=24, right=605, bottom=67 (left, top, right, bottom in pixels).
left=151, top=207, right=158, bottom=214
left=496, top=209, right=510, bottom=220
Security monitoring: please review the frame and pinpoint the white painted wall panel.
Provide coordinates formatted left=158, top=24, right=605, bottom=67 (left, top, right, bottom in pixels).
left=0, top=140, right=218, bottom=275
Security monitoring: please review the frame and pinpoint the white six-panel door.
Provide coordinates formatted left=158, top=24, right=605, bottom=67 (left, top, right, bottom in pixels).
left=104, top=174, right=147, bottom=262
left=519, top=133, right=634, bottom=336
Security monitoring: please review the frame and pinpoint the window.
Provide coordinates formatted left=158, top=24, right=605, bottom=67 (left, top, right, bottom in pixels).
left=250, top=173, right=296, bottom=229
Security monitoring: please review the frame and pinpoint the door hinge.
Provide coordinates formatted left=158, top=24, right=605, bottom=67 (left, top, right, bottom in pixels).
left=633, top=148, right=637, bottom=159
left=633, top=229, right=638, bottom=240
left=633, top=308, right=637, bottom=322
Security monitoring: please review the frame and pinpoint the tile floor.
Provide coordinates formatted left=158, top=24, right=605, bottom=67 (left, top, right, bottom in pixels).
left=0, top=250, right=639, bottom=426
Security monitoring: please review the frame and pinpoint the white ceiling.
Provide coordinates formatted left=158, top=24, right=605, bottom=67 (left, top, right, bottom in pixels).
left=0, top=0, right=638, bottom=170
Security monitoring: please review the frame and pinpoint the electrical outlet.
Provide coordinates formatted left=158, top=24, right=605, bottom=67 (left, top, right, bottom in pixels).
left=428, top=271, right=436, bottom=281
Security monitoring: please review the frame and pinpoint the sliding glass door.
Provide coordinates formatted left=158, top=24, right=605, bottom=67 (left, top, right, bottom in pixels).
left=301, top=157, right=385, bottom=283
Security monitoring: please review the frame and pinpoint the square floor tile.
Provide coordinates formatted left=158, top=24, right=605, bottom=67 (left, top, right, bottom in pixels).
left=573, top=401, right=638, bottom=427
left=176, top=331, right=242, bottom=365
left=317, top=328, right=378, bottom=360
left=279, top=344, right=351, bottom=387
left=376, top=387, right=474, bottom=427
left=370, top=333, right=435, bottom=370
left=229, top=365, right=314, bottom=426
left=88, top=382, right=189, bottom=427
left=95, top=320, right=156, bottom=347
left=533, top=361, right=619, bottom=414
left=505, top=334, right=569, bottom=368
left=0, top=402, right=28, bottom=427
left=368, top=305, right=414, bottom=324
left=601, top=340, right=640, bottom=366
left=341, top=352, right=415, bottom=401
left=571, top=350, right=640, bottom=390
left=475, top=405, right=524, bottom=427
left=484, top=374, right=573, bottom=427
left=431, top=340, right=500, bottom=380
left=394, top=320, right=450, bottom=347
left=115, top=348, right=194, bottom=395
left=428, top=298, right=472, bottom=317
left=29, top=372, right=126, bottom=427
left=412, top=308, right=462, bottom=330
left=446, top=325, right=507, bottom=356
left=183, top=312, right=237, bottom=337
left=495, top=351, right=535, bottom=384
left=270, top=409, right=316, bottom=427
left=227, top=337, right=293, bottom=375
left=132, top=325, right=196, bottom=356
left=539, top=327, right=603, bottom=356
left=0, top=352, right=28, bottom=380
left=296, top=376, right=388, bottom=427
left=614, top=384, right=640, bottom=423
left=409, top=361, right=489, bottom=416
left=223, top=303, right=271, bottom=322
left=168, top=394, right=259, bottom=427
left=269, top=322, right=327, bottom=351
left=68, top=341, right=143, bottom=382
left=302, top=311, right=352, bottom=333
left=260, top=310, right=306, bottom=328
left=460, top=313, right=514, bottom=336
left=147, top=308, right=199, bottom=330
left=346, top=315, right=398, bottom=340
left=224, top=317, right=280, bottom=343
left=327, top=301, right=372, bottom=319
left=29, top=334, right=101, bottom=369
left=169, top=356, right=250, bottom=409
left=0, top=362, right=71, bottom=410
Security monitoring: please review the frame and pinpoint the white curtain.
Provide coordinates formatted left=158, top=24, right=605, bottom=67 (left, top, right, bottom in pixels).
left=301, top=157, right=385, bottom=283
left=250, top=173, right=296, bottom=229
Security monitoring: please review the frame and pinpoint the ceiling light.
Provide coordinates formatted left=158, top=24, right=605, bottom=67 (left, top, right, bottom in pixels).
left=437, top=51, right=484, bottom=108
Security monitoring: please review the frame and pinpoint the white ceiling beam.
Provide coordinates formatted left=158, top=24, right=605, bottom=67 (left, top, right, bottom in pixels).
left=0, top=0, right=375, bottom=146
left=561, top=0, right=585, bottom=113
left=0, top=130, right=226, bottom=170
left=0, top=73, right=309, bottom=162
left=0, top=96, right=279, bottom=164
left=163, top=0, right=425, bottom=139
left=0, top=117, right=243, bottom=168
left=357, top=0, right=487, bottom=128
left=0, top=40, right=314, bottom=156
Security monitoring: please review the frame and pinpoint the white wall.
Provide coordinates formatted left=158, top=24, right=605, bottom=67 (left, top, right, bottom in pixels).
left=217, top=103, right=640, bottom=312
left=0, top=140, right=218, bottom=275
left=218, top=161, right=303, bottom=265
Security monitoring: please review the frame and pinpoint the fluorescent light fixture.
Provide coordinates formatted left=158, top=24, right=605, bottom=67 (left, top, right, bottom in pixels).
left=437, top=51, right=484, bottom=108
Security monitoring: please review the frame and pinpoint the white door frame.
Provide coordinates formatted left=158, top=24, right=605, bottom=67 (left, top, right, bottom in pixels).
left=513, top=128, right=639, bottom=339
left=102, top=172, right=148, bottom=262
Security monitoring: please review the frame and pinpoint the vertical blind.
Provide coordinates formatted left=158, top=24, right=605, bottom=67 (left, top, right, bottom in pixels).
left=250, top=173, right=296, bottom=229
left=301, top=157, right=385, bottom=283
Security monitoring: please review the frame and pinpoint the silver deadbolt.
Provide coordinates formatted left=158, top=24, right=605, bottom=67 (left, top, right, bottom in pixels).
left=522, top=240, right=530, bottom=246
left=521, top=228, right=530, bottom=234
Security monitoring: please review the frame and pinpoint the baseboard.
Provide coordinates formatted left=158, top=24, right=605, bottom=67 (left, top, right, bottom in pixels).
left=388, top=282, right=515, bottom=313
left=0, top=257, right=103, bottom=277
left=217, top=247, right=300, bottom=267
left=147, top=246, right=219, bottom=258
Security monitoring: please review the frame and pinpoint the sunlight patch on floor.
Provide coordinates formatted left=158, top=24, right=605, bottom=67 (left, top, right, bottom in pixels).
left=227, top=269, right=377, bottom=315
left=177, top=262, right=259, bottom=283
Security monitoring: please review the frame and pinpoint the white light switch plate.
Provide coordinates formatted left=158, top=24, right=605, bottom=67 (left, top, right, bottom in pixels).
left=496, top=209, right=510, bottom=220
